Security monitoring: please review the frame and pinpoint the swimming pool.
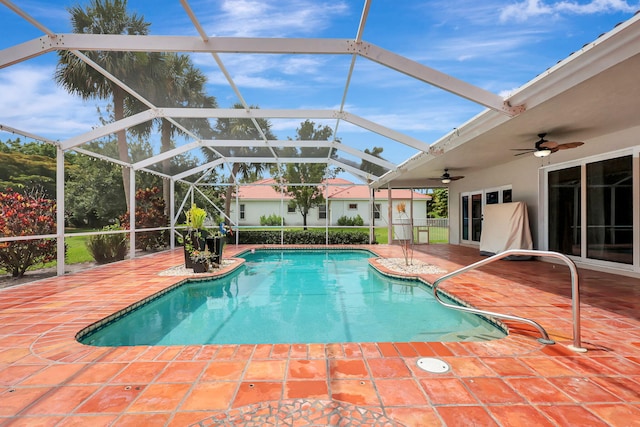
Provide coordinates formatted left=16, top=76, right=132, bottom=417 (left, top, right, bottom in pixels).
left=78, top=249, right=506, bottom=346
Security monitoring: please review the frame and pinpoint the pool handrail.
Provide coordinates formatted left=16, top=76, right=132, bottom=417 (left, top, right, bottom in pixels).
left=431, top=249, right=586, bottom=351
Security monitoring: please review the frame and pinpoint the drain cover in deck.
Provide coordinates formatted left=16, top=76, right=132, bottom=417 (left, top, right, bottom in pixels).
left=417, top=357, right=450, bottom=373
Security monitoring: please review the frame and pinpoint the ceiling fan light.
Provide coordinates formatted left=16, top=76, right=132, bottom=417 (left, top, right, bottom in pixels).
left=441, top=178, right=452, bottom=184
left=534, top=149, right=551, bottom=158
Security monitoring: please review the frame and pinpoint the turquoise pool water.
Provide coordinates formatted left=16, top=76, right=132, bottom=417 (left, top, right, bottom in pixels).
left=79, top=250, right=506, bottom=346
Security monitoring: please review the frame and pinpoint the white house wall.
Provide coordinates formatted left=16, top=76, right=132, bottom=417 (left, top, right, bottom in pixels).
left=230, top=198, right=428, bottom=228
left=448, top=124, right=640, bottom=252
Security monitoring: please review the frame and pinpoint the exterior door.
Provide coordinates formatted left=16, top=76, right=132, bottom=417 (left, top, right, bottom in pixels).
left=461, top=191, right=483, bottom=243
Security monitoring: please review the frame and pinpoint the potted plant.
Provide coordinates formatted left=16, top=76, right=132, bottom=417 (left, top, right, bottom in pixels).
left=190, top=247, right=211, bottom=273
left=206, top=222, right=233, bottom=266
left=182, top=204, right=207, bottom=268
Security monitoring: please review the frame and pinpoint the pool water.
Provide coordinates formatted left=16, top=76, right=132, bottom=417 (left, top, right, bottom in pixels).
left=79, top=250, right=506, bottom=346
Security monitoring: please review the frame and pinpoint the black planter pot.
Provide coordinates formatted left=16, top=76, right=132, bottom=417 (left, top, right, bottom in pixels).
left=184, top=229, right=207, bottom=269
left=192, top=261, right=209, bottom=273
left=206, top=236, right=226, bottom=265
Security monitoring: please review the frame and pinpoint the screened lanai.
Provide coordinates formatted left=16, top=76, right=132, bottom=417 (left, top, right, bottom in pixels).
left=3, top=0, right=640, bottom=277
left=0, top=0, right=529, bottom=276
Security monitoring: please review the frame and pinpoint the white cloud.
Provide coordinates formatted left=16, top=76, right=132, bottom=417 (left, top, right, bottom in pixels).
left=205, top=0, right=350, bottom=37
left=500, top=0, right=639, bottom=22
left=0, top=65, right=104, bottom=140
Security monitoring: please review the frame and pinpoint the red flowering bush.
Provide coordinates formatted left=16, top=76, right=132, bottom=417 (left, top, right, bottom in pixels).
left=120, top=187, right=168, bottom=251
left=0, top=188, right=57, bottom=277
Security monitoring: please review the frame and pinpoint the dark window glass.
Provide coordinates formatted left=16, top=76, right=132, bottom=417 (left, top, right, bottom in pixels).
left=319, top=204, right=327, bottom=219
left=486, top=191, right=499, bottom=204
left=586, top=156, right=633, bottom=264
left=548, top=166, right=581, bottom=256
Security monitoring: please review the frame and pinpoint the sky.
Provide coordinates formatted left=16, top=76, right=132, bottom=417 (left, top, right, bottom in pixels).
left=1, top=0, right=639, bottom=177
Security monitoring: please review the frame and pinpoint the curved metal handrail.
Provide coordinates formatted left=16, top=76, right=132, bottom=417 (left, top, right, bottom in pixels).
left=432, top=249, right=585, bottom=350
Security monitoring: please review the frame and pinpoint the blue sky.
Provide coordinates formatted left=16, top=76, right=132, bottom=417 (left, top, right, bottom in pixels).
left=1, top=0, right=639, bottom=170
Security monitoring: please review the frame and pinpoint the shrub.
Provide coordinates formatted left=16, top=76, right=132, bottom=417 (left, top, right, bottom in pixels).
left=260, top=214, right=284, bottom=226
left=234, top=229, right=370, bottom=245
left=86, top=225, right=128, bottom=264
left=120, top=187, right=168, bottom=251
left=336, top=214, right=364, bottom=226
left=0, top=188, right=57, bottom=277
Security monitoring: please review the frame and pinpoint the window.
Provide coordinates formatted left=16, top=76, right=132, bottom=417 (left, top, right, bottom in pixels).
left=318, top=204, right=327, bottom=219
left=239, top=204, right=245, bottom=220
left=373, top=203, right=381, bottom=219
left=486, top=191, right=499, bottom=205
left=348, top=203, right=357, bottom=210
left=287, top=203, right=296, bottom=213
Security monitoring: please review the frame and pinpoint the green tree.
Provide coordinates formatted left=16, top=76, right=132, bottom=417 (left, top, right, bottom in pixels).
left=55, top=0, right=162, bottom=210
left=428, top=188, right=449, bottom=218
left=64, top=138, right=165, bottom=227
left=129, top=53, right=216, bottom=214
left=359, top=146, right=388, bottom=178
left=0, top=138, right=61, bottom=198
left=276, top=120, right=333, bottom=230
left=65, top=141, right=128, bottom=227
left=206, top=103, right=276, bottom=219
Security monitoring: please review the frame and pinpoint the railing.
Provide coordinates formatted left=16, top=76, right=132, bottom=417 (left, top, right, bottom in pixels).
left=432, top=249, right=586, bottom=352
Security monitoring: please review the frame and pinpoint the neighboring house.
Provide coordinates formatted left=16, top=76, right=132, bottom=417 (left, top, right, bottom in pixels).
left=230, top=178, right=431, bottom=228
left=375, top=14, right=640, bottom=277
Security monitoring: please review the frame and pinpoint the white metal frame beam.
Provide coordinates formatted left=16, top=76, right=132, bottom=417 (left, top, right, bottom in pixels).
left=0, top=33, right=519, bottom=116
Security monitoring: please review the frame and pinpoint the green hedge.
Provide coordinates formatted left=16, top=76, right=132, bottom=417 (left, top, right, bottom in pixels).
left=233, top=230, right=371, bottom=245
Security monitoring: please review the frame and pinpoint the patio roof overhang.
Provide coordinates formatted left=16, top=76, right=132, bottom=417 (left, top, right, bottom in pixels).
left=375, top=11, right=640, bottom=188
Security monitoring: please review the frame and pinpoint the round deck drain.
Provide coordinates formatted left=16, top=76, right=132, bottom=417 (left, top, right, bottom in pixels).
left=417, top=357, right=450, bottom=373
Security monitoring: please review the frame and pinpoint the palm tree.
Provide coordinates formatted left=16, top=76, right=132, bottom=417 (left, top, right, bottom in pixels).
left=206, top=104, right=276, bottom=219
left=129, top=53, right=216, bottom=214
left=360, top=146, right=388, bottom=178
left=55, top=0, right=160, bottom=210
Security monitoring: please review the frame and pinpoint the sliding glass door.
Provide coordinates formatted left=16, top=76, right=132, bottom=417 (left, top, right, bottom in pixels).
left=547, top=154, right=634, bottom=265
left=548, top=166, right=581, bottom=256
left=586, top=156, right=633, bottom=264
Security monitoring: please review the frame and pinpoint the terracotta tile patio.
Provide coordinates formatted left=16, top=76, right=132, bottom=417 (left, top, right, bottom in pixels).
left=0, top=244, right=639, bottom=426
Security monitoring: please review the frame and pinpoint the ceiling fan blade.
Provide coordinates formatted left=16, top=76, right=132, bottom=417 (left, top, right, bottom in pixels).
left=514, top=150, right=535, bottom=156
left=556, top=141, right=585, bottom=150
left=539, top=140, right=559, bottom=149
left=449, top=175, right=464, bottom=181
left=511, top=148, right=535, bottom=151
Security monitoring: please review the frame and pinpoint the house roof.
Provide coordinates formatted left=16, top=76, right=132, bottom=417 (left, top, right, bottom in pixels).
left=237, top=179, right=430, bottom=201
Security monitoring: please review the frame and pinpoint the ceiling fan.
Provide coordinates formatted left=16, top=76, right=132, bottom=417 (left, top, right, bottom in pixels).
left=512, top=133, right=584, bottom=157
left=430, top=169, right=464, bottom=184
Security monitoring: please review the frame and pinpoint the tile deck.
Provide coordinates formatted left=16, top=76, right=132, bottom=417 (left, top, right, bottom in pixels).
left=0, top=244, right=639, bottom=426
